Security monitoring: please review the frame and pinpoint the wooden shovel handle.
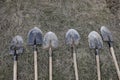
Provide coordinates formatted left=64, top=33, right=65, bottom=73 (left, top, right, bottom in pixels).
left=96, top=54, right=101, bottom=80
left=34, top=50, right=38, bottom=80
left=49, top=47, right=52, bottom=80
left=13, top=60, right=17, bottom=80
left=110, top=47, right=120, bottom=80
left=73, top=52, right=79, bottom=80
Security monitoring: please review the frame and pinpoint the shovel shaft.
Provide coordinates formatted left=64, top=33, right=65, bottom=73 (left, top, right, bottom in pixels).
left=34, top=50, right=38, bottom=80
left=73, top=52, right=79, bottom=80
left=49, top=47, right=52, bottom=80
left=96, top=54, right=101, bottom=80
left=13, top=60, right=17, bottom=80
left=72, top=45, right=79, bottom=80
left=110, top=47, right=120, bottom=80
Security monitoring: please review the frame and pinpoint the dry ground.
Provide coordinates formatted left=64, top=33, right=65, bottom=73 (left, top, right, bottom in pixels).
left=0, top=0, right=120, bottom=80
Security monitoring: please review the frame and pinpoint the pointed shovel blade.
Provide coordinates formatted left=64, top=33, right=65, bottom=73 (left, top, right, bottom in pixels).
left=100, top=26, right=113, bottom=42
left=28, top=27, right=43, bottom=46
left=10, top=35, right=24, bottom=54
left=43, top=31, right=58, bottom=49
left=65, top=29, right=80, bottom=46
left=88, top=31, right=103, bottom=49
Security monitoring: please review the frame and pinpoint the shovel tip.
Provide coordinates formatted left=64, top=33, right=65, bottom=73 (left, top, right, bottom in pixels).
left=88, top=31, right=99, bottom=37
left=12, top=35, right=24, bottom=45
left=47, top=31, right=54, bottom=34
left=29, top=27, right=42, bottom=34
left=100, top=26, right=108, bottom=32
left=34, top=27, right=42, bottom=33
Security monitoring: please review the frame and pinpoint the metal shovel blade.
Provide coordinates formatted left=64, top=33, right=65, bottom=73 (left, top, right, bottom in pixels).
left=10, top=35, right=24, bottom=54
left=100, top=26, right=113, bottom=42
left=65, top=29, right=80, bottom=46
left=28, top=27, right=43, bottom=46
left=43, top=31, right=58, bottom=49
left=88, top=31, right=103, bottom=49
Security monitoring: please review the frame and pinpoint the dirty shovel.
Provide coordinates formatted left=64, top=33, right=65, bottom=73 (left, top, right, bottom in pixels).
left=65, top=29, right=80, bottom=80
left=10, top=35, right=24, bottom=80
left=100, top=26, right=120, bottom=79
left=28, top=27, right=43, bottom=80
left=43, top=31, right=58, bottom=80
left=88, top=31, right=103, bottom=80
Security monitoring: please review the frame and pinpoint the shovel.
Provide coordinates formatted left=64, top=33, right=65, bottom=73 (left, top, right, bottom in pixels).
left=65, top=29, right=80, bottom=80
left=10, top=35, right=24, bottom=80
left=43, top=31, right=58, bottom=80
left=28, top=27, right=43, bottom=80
left=100, top=26, right=120, bottom=79
left=88, top=31, right=103, bottom=80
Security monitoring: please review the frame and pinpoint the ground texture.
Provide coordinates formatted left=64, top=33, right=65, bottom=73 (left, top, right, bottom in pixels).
left=0, top=0, right=120, bottom=80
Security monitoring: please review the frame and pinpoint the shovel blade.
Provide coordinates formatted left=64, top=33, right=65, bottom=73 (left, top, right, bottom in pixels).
left=28, top=27, right=43, bottom=46
left=65, top=29, right=80, bottom=46
left=10, top=35, right=24, bottom=54
left=43, top=31, right=58, bottom=49
left=100, top=26, right=113, bottom=42
left=88, top=31, right=103, bottom=49
left=10, top=48, right=24, bottom=55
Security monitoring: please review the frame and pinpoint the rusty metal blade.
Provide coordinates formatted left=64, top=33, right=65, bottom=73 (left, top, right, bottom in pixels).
left=65, top=29, right=80, bottom=46
left=43, top=31, right=58, bottom=49
left=100, top=26, right=113, bottom=42
left=88, top=31, right=103, bottom=49
left=28, top=27, right=43, bottom=46
left=10, top=35, right=24, bottom=54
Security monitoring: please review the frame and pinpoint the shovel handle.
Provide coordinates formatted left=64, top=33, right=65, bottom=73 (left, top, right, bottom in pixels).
left=73, top=52, right=79, bottom=80
left=34, top=50, right=38, bottom=80
left=13, top=60, right=17, bottom=80
left=95, top=49, right=101, bottom=80
left=96, top=54, right=101, bottom=80
left=49, top=47, right=52, bottom=80
left=110, top=47, right=120, bottom=80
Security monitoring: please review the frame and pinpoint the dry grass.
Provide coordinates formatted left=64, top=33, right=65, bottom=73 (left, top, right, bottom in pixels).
left=0, top=0, right=120, bottom=80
